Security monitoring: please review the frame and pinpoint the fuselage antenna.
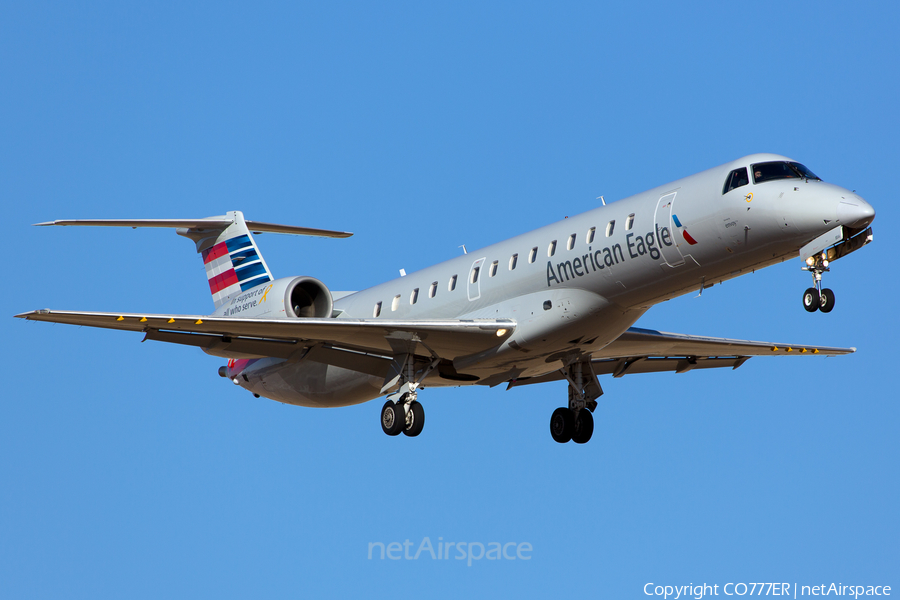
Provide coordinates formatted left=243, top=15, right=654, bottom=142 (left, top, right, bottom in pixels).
left=459, top=244, right=468, bottom=255
left=598, top=196, right=606, bottom=206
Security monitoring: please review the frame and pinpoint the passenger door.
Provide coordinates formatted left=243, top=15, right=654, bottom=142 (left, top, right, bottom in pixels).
left=654, top=192, right=685, bottom=267
left=467, top=257, right=485, bottom=301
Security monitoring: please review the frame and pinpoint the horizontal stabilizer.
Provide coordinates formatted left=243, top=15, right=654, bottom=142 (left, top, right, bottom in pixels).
left=34, top=218, right=352, bottom=238
left=33, top=211, right=351, bottom=311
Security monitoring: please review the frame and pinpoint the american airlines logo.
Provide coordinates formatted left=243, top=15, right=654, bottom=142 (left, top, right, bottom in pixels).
left=672, top=214, right=698, bottom=245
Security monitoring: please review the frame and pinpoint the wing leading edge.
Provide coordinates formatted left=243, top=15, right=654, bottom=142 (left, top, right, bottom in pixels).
left=507, top=326, right=854, bottom=388
left=16, top=311, right=852, bottom=385
left=595, top=326, right=854, bottom=358
left=14, top=309, right=515, bottom=360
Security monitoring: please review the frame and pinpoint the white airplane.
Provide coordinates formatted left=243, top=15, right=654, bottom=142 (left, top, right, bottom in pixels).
left=16, top=154, right=875, bottom=443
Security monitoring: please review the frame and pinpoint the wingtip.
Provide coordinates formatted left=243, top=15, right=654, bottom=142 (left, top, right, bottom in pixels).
left=14, top=309, right=50, bottom=318
left=33, top=221, right=56, bottom=226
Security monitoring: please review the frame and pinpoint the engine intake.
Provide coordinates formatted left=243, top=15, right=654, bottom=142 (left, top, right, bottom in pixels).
left=284, top=276, right=333, bottom=318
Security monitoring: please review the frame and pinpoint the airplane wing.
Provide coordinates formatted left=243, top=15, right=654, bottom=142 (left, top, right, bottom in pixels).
left=593, top=326, right=854, bottom=359
left=16, top=311, right=853, bottom=384
left=507, top=326, right=854, bottom=388
left=14, top=309, right=514, bottom=362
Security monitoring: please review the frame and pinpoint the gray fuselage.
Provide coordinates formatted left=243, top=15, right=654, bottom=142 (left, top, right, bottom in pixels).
left=237, top=153, right=873, bottom=407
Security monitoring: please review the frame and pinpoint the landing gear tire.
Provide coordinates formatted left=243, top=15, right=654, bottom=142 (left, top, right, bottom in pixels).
left=802, top=288, right=819, bottom=312
left=381, top=400, right=405, bottom=436
left=819, top=288, right=836, bottom=313
left=572, top=409, right=594, bottom=444
left=403, top=401, right=425, bottom=437
left=550, top=407, right=575, bottom=444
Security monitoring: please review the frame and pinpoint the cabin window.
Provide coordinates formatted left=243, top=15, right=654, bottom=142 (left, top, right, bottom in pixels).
left=509, top=254, right=518, bottom=270
left=587, top=227, right=596, bottom=244
left=548, top=240, right=557, bottom=257
left=391, top=295, right=401, bottom=311
left=470, top=266, right=480, bottom=284
left=489, top=260, right=498, bottom=277
left=567, top=234, right=576, bottom=250
left=429, top=281, right=437, bottom=298
left=626, top=214, right=634, bottom=230
left=529, top=247, right=538, bottom=263
left=410, top=288, right=419, bottom=305
left=723, top=167, right=750, bottom=193
left=449, top=274, right=457, bottom=291
left=373, top=301, right=382, bottom=318
left=606, top=220, right=615, bottom=237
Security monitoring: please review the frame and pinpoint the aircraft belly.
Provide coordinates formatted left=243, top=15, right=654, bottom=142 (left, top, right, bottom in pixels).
left=244, top=359, right=382, bottom=408
left=454, top=294, right=644, bottom=377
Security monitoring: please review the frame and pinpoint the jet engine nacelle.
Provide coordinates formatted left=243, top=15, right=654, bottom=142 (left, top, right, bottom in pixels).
left=281, top=276, right=334, bottom=318
left=217, top=276, right=334, bottom=319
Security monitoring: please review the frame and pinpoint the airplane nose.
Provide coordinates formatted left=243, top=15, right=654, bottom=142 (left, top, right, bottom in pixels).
left=837, top=196, right=875, bottom=229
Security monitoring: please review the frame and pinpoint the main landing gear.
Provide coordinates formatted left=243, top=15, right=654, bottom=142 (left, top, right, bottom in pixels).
left=550, top=406, right=594, bottom=444
left=801, top=251, right=835, bottom=313
left=379, top=351, right=440, bottom=438
left=381, top=386, right=426, bottom=437
left=549, top=359, right=603, bottom=444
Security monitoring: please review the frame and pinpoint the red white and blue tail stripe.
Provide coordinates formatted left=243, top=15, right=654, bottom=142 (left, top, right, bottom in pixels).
left=198, top=213, right=273, bottom=307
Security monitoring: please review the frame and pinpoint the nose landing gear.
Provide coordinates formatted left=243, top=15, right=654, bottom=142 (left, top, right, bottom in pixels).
left=799, top=226, right=874, bottom=314
left=801, top=252, right=835, bottom=313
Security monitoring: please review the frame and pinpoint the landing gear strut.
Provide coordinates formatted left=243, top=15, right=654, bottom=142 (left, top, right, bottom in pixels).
left=801, top=252, right=835, bottom=313
left=549, top=359, right=602, bottom=444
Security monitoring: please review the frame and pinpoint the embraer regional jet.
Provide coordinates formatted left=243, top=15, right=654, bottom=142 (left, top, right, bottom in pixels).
left=16, top=154, right=875, bottom=444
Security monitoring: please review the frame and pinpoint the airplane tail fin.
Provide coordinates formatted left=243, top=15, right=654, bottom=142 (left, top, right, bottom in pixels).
left=184, top=212, right=274, bottom=307
left=35, top=211, right=352, bottom=309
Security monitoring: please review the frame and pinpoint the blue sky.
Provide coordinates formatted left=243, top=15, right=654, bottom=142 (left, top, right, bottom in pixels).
left=2, top=1, right=897, bottom=598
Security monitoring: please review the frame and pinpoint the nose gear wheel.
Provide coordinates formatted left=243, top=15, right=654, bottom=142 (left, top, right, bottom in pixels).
left=818, top=288, right=835, bottom=313
left=802, top=288, right=819, bottom=312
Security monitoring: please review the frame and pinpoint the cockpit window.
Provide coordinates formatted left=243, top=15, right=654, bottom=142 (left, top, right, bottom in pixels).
left=752, top=161, right=822, bottom=184
left=789, top=162, right=820, bottom=181
left=723, top=167, right=749, bottom=194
